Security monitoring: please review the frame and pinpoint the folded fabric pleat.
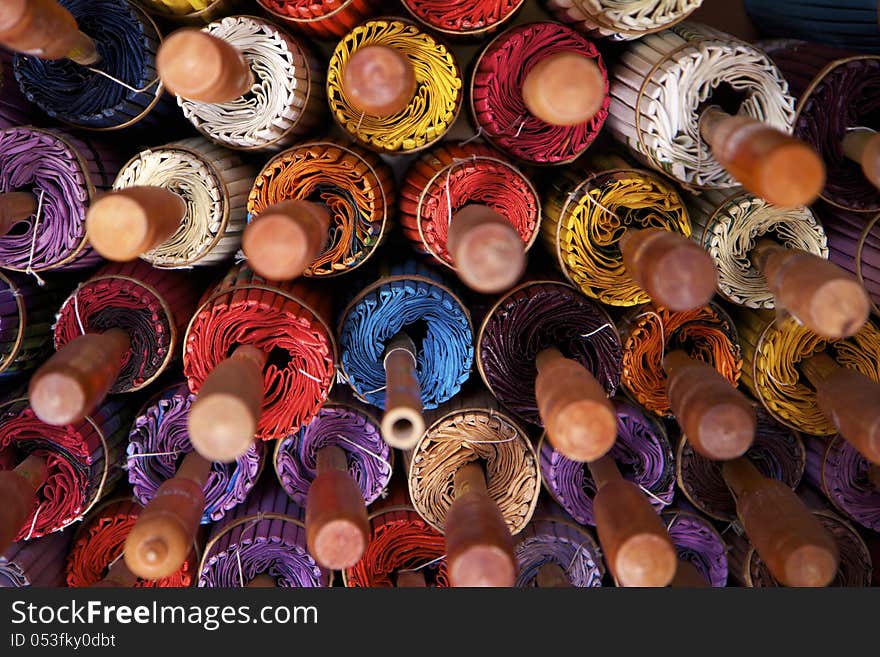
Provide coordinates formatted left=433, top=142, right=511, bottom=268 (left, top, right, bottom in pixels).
left=274, top=400, right=391, bottom=508
left=184, top=264, right=336, bottom=441
left=345, top=506, right=448, bottom=587
left=762, top=41, right=880, bottom=212
left=477, top=279, right=621, bottom=426
left=127, top=382, right=263, bottom=524
left=257, top=0, right=376, bottom=39
left=471, top=22, right=609, bottom=165
left=327, top=19, right=462, bottom=153
left=176, top=16, right=325, bottom=152
left=13, top=0, right=176, bottom=131
left=540, top=399, right=674, bottom=526
left=0, top=396, right=129, bottom=541
left=818, top=205, right=880, bottom=316
left=677, top=405, right=805, bottom=522
left=745, top=0, right=880, bottom=54
left=0, top=271, right=68, bottom=379
left=608, top=23, right=796, bottom=189
left=402, top=0, right=522, bottom=35
left=663, top=509, right=728, bottom=587
left=399, top=142, right=540, bottom=268
left=737, top=312, right=880, bottom=435
left=65, top=498, right=195, bottom=587
left=543, top=167, right=691, bottom=306
left=339, top=261, right=473, bottom=410
left=620, top=301, right=742, bottom=416
left=805, top=436, right=880, bottom=533
left=199, top=480, right=328, bottom=587
left=0, top=126, right=120, bottom=272
left=543, top=0, right=703, bottom=41
left=515, top=515, right=604, bottom=588
left=408, top=393, right=540, bottom=536
left=248, top=140, right=393, bottom=277
left=53, top=261, right=199, bottom=394
left=113, top=138, right=255, bottom=268
left=0, top=530, right=72, bottom=587
left=688, top=189, right=827, bottom=308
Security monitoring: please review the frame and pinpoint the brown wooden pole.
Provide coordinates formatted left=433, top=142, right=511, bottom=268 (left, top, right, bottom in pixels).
left=86, top=187, right=187, bottom=262
left=445, top=462, right=516, bottom=587
left=800, top=353, right=880, bottom=465
left=670, top=560, right=709, bottom=588
left=91, top=556, right=139, bottom=588
left=664, top=350, right=756, bottom=460
left=341, top=45, right=416, bottom=117
left=620, top=228, right=718, bottom=312
left=156, top=28, right=253, bottom=103
left=241, top=200, right=329, bottom=282
left=395, top=570, right=427, bottom=588
left=124, top=451, right=210, bottom=580
left=305, top=445, right=370, bottom=571
left=0, top=454, right=48, bottom=555
left=246, top=574, right=277, bottom=588
left=699, top=106, right=825, bottom=207
left=535, top=347, right=617, bottom=462
left=842, top=127, right=880, bottom=191
left=535, top=561, right=572, bottom=588
left=521, top=51, right=605, bottom=127
left=589, top=455, right=677, bottom=587
left=753, top=239, right=869, bottom=339
left=188, top=345, right=267, bottom=464
left=447, top=204, right=526, bottom=294
left=722, top=457, right=838, bottom=586
left=29, top=329, right=131, bottom=426
left=0, top=192, right=36, bottom=237
left=0, top=0, right=100, bottom=65
left=381, top=332, right=424, bottom=450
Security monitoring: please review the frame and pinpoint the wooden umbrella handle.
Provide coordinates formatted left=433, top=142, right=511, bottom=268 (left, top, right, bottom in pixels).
left=522, top=51, right=605, bottom=127
left=447, top=204, right=526, bottom=294
left=0, top=0, right=100, bottom=64
left=305, top=445, right=370, bottom=571
left=445, top=462, right=516, bottom=587
left=754, top=239, right=869, bottom=339
left=29, top=329, right=131, bottom=426
left=247, top=574, right=277, bottom=588
left=699, top=106, right=825, bottom=207
left=0, top=192, right=36, bottom=237
left=91, top=557, right=139, bottom=588
left=620, top=228, right=717, bottom=312
left=536, top=562, right=572, bottom=588
left=0, top=454, right=48, bottom=555
left=395, top=570, right=427, bottom=588
left=800, top=353, right=880, bottom=465
left=535, top=347, right=617, bottom=462
left=188, top=345, right=267, bottom=464
left=86, top=187, right=186, bottom=263
left=381, top=332, right=424, bottom=450
left=842, top=127, right=880, bottom=191
left=342, top=44, right=416, bottom=117
left=670, top=560, right=709, bottom=588
left=241, top=200, right=329, bottom=282
left=722, top=457, right=838, bottom=587
left=664, top=350, right=756, bottom=460
left=157, top=28, right=253, bottom=103
left=589, top=455, right=677, bottom=587
left=124, top=451, right=210, bottom=580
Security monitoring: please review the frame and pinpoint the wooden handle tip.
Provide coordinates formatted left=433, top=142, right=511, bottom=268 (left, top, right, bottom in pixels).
left=784, top=544, right=839, bottom=588
left=187, top=393, right=258, bottom=463
left=342, top=45, right=416, bottom=117
left=756, top=142, right=826, bottom=207
left=694, top=402, right=756, bottom=461
left=241, top=201, right=328, bottom=282
left=614, top=533, right=678, bottom=588
left=28, top=371, right=86, bottom=427
left=522, top=51, right=605, bottom=126
left=380, top=407, right=425, bottom=451
left=448, top=205, right=525, bottom=294
left=157, top=28, right=252, bottom=103
left=448, top=544, right=516, bottom=588
left=807, top=278, right=870, bottom=339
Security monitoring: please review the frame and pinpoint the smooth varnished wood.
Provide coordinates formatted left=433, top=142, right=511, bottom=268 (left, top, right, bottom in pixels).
left=0, top=454, right=48, bottom=555
left=381, top=332, right=424, bottom=450
left=0, top=0, right=99, bottom=64
left=0, top=192, right=36, bottom=237
left=521, top=51, right=605, bottom=127
left=842, top=127, right=880, bottom=191
left=342, top=45, right=416, bottom=117
left=447, top=204, right=526, bottom=294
